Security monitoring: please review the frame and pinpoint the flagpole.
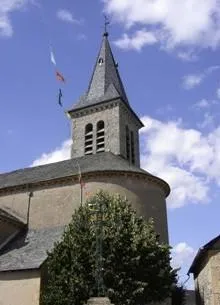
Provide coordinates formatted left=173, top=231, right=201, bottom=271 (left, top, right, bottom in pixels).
left=76, top=161, right=83, bottom=205
left=80, top=183, right=83, bottom=205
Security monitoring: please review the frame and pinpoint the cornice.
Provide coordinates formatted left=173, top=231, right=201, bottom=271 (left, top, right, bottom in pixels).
left=68, top=98, right=144, bottom=128
left=0, top=170, right=170, bottom=198
left=69, top=98, right=120, bottom=119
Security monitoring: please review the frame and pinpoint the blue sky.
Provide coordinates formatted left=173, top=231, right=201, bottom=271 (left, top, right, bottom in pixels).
left=1, top=0, right=220, bottom=288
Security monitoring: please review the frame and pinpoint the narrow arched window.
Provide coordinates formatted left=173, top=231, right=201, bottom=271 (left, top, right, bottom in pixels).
left=84, top=123, right=93, bottom=155
left=98, top=57, right=104, bottom=65
left=130, top=131, right=135, bottom=165
left=96, top=120, right=105, bottom=153
left=126, top=126, right=130, bottom=161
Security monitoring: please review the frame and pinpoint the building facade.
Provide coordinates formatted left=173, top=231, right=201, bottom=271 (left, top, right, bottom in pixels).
left=188, top=235, right=220, bottom=305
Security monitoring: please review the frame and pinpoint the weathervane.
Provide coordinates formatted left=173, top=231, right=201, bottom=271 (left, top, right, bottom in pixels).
left=104, top=14, right=110, bottom=35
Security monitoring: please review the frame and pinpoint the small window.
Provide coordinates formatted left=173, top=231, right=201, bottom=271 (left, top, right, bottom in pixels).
left=96, top=121, right=105, bottom=153
left=98, top=58, right=104, bottom=65
left=85, top=123, right=93, bottom=155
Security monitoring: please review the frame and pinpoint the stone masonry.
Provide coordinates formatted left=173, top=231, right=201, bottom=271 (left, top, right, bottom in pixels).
left=191, top=238, right=220, bottom=305
left=0, top=172, right=169, bottom=243
left=70, top=99, right=142, bottom=167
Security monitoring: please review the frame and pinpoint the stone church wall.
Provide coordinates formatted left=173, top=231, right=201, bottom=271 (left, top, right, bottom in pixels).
left=0, top=270, right=41, bottom=305
left=0, top=173, right=169, bottom=243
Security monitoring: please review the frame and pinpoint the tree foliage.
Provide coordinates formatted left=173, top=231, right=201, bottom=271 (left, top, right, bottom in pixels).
left=41, top=191, right=177, bottom=305
left=171, top=283, right=186, bottom=305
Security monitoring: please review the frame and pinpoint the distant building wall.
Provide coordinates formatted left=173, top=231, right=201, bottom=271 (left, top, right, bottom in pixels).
left=0, top=270, right=41, bottom=305
left=194, top=244, right=220, bottom=305
left=0, top=173, right=169, bottom=243
left=210, top=251, right=220, bottom=304
left=185, top=290, right=196, bottom=305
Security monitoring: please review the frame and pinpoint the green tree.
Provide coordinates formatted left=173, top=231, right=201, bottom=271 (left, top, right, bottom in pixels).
left=41, top=191, right=177, bottom=305
left=171, top=283, right=186, bottom=305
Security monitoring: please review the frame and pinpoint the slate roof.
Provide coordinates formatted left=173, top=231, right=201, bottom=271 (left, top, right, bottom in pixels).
left=70, top=33, right=129, bottom=111
left=188, top=234, right=220, bottom=274
left=0, top=152, right=157, bottom=191
left=0, top=226, right=64, bottom=272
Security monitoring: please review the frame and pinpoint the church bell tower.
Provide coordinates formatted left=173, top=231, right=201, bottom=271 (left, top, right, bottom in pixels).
left=68, top=32, right=144, bottom=167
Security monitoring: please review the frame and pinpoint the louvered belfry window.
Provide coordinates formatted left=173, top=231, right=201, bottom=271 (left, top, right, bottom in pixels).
left=126, top=126, right=135, bottom=164
left=126, top=126, right=130, bottom=161
left=84, top=123, right=93, bottom=155
left=130, top=131, right=135, bottom=164
left=96, top=121, right=105, bottom=153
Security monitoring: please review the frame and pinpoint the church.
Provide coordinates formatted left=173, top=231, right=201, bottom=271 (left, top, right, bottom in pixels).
left=0, top=31, right=170, bottom=305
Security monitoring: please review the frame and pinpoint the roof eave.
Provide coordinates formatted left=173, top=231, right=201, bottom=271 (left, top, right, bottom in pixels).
left=0, top=168, right=170, bottom=198
left=188, top=234, right=220, bottom=274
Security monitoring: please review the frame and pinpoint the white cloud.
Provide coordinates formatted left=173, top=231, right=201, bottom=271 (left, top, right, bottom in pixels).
left=156, top=104, right=173, bottom=116
left=114, top=29, right=157, bottom=51
left=194, top=99, right=210, bottom=108
left=182, top=74, right=204, bottom=90
left=171, top=242, right=195, bottom=270
left=177, top=50, right=198, bottom=62
left=171, top=242, right=196, bottom=288
left=57, top=9, right=82, bottom=24
left=31, top=139, right=71, bottom=167
left=217, top=88, right=220, bottom=99
left=193, top=98, right=218, bottom=110
left=0, top=0, right=30, bottom=36
left=182, top=65, right=220, bottom=90
left=103, top=0, right=220, bottom=51
left=140, top=116, right=220, bottom=208
left=77, top=33, right=87, bottom=41
left=197, top=112, right=215, bottom=129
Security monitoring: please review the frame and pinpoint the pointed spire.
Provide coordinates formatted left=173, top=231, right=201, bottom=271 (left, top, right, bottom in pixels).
left=73, top=32, right=129, bottom=110
left=87, top=32, right=128, bottom=103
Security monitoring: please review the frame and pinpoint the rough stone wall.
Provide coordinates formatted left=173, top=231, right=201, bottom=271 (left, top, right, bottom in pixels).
left=71, top=103, right=120, bottom=158
left=210, top=250, right=220, bottom=305
left=0, top=270, right=41, bottom=305
left=194, top=248, right=220, bottom=305
left=0, top=174, right=169, bottom=243
left=194, top=254, right=212, bottom=305
left=119, top=103, right=141, bottom=167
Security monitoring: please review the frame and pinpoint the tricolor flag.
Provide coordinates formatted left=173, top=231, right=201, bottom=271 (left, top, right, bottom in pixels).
left=50, top=48, right=66, bottom=82
left=58, top=89, right=63, bottom=107
left=56, top=71, right=65, bottom=83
